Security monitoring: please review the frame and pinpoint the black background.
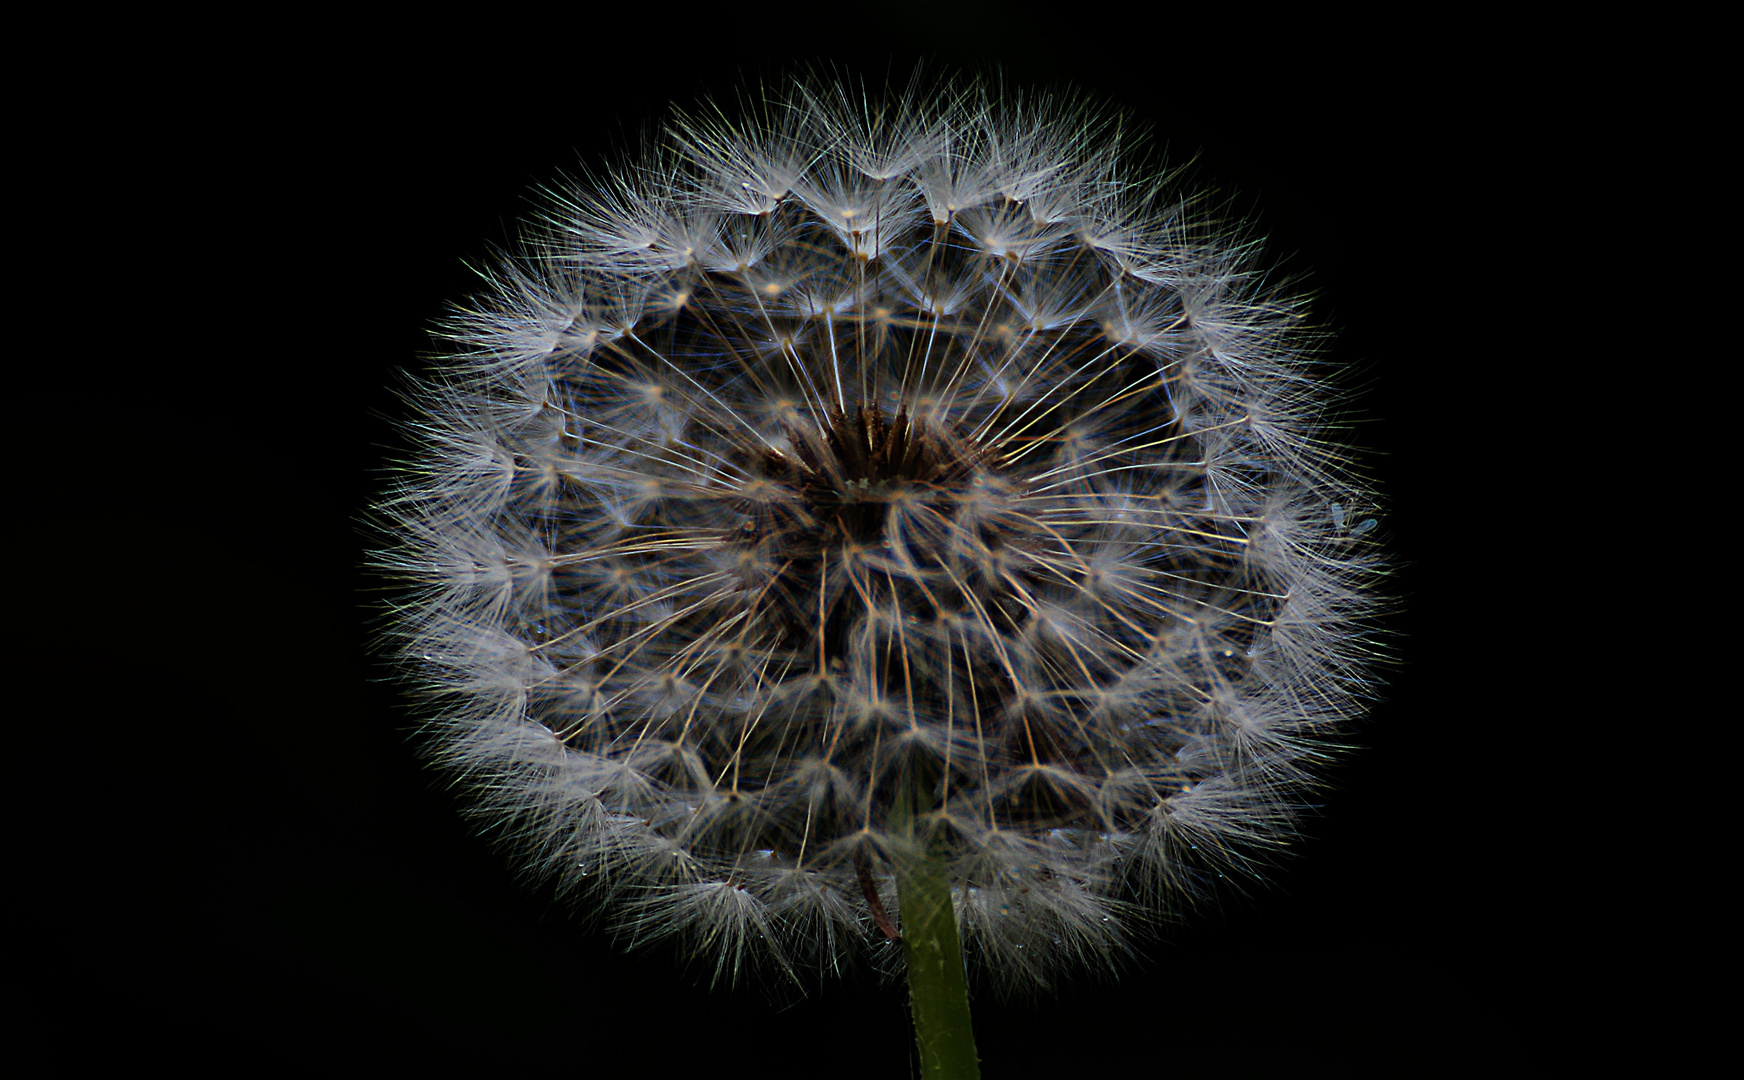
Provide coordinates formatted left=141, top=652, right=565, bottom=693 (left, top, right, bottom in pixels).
left=102, top=9, right=1572, bottom=1075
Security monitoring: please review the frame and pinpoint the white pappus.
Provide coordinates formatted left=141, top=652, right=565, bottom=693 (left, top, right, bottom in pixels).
left=375, top=72, right=1388, bottom=998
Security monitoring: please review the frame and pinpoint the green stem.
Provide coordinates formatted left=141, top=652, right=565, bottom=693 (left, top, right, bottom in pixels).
left=897, top=851, right=981, bottom=1079
left=892, top=759, right=980, bottom=1080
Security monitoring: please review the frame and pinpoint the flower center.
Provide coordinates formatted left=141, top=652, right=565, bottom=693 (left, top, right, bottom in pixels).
left=728, top=404, right=1019, bottom=666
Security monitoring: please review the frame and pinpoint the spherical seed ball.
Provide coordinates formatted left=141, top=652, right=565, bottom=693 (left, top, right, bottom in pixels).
left=378, top=74, right=1386, bottom=995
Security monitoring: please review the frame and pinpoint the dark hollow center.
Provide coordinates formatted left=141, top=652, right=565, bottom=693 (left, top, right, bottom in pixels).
left=731, top=404, right=1008, bottom=661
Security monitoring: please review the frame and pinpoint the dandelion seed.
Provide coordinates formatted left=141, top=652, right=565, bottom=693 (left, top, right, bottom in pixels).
left=376, top=70, right=1386, bottom=1077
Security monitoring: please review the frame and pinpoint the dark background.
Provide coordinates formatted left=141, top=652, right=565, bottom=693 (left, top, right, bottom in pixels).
left=102, top=9, right=1568, bottom=1075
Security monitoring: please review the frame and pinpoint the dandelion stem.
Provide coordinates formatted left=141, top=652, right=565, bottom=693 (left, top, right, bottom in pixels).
left=895, top=766, right=981, bottom=1079
left=898, top=852, right=980, bottom=1079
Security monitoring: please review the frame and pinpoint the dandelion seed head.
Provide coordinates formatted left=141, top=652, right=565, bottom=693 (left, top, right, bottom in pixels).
left=378, top=71, right=1386, bottom=997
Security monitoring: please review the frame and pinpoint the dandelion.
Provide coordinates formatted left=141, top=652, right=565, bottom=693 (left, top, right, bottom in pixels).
left=378, top=71, right=1385, bottom=1078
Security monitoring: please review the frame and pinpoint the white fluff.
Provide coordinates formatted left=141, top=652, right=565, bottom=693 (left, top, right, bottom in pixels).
left=376, top=72, right=1386, bottom=997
